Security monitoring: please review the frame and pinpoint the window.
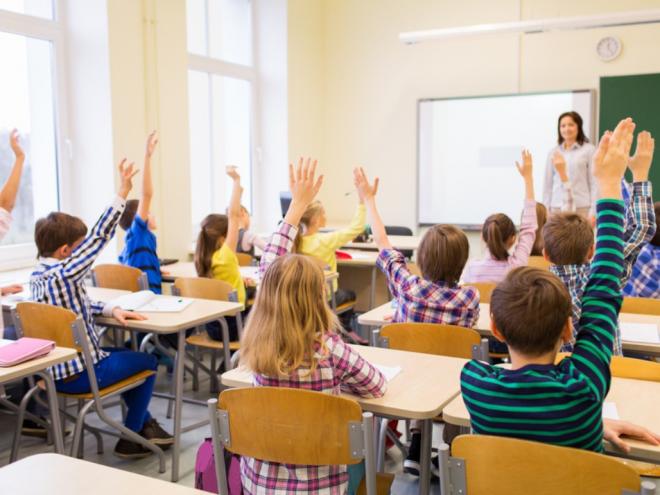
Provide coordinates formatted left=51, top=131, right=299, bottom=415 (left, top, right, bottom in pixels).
left=186, top=0, right=255, bottom=232
left=0, top=1, right=64, bottom=263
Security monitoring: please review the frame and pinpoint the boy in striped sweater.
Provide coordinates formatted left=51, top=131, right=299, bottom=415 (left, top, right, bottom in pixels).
left=461, top=118, right=634, bottom=452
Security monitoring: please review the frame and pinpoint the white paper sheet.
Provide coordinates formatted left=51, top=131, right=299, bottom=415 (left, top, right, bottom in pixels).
left=620, top=322, right=660, bottom=344
left=602, top=402, right=619, bottom=420
left=375, top=364, right=402, bottom=382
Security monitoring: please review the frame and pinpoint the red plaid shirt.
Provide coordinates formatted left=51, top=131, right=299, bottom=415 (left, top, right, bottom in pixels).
left=244, top=222, right=387, bottom=494
left=377, top=249, right=480, bottom=327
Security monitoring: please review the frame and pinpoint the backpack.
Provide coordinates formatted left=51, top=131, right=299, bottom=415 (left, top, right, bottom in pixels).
left=195, top=438, right=243, bottom=494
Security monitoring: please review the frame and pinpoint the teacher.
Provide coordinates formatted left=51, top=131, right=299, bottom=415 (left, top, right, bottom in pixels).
left=543, top=111, right=596, bottom=217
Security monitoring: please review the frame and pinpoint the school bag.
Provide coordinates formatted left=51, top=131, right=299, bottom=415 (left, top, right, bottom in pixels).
left=195, top=438, right=243, bottom=494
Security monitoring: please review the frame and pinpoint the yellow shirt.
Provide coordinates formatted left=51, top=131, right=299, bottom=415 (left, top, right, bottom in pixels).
left=211, top=243, right=246, bottom=305
left=300, top=204, right=366, bottom=290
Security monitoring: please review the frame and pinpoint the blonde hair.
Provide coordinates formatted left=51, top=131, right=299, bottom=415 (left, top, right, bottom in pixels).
left=240, top=254, right=341, bottom=377
left=293, top=201, right=324, bottom=253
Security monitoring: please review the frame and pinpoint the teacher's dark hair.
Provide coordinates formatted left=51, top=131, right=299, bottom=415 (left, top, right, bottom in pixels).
left=557, top=111, right=589, bottom=146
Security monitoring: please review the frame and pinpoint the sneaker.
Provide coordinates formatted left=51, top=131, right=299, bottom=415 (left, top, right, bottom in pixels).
left=140, top=418, right=174, bottom=446
left=114, top=438, right=153, bottom=459
left=403, top=432, right=421, bottom=477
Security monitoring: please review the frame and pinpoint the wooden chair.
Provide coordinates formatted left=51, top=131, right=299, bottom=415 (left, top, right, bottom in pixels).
left=528, top=255, right=551, bottom=270
left=465, top=282, right=496, bottom=304
left=556, top=353, right=660, bottom=382
left=621, top=297, right=660, bottom=315
left=235, top=253, right=254, bottom=267
left=208, top=387, right=392, bottom=495
left=12, top=302, right=165, bottom=471
left=439, top=434, right=655, bottom=494
left=91, top=264, right=148, bottom=292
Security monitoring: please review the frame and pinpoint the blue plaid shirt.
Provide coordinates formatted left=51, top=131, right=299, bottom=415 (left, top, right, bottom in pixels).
left=30, top=197, right=125, bottom=381
left=623, top=243, right=659, bottom=298
left=551, top=181, right=656, bottom=355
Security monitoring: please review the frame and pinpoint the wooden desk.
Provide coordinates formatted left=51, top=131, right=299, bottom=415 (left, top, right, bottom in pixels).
left=0, top=345, right=77, bottom=458
left=0, top=453, right=206, bottom=494
left=442, top=377, right=660, bottom=464
left=222, top=345, right=467, bottom=495
left=343, top=235, right=421, bottom=251
left=359, top=301, right=660, bottom=356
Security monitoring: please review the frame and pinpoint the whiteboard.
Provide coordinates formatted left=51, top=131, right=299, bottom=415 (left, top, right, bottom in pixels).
left=417, top=91, right=594, bottom=226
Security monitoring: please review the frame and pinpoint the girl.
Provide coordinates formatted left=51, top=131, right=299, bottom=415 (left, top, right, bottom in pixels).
left=240, top=158, right=386, bottom=495
left=463, top=149, right=538, bottom=283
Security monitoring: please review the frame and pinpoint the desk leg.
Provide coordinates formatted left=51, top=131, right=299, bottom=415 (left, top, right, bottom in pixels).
left=171, top=330, right=185, bottom=482
left=369, top=266, right=377, bottom=310
left=419, top=419, right=432, bottom=495
left=37, top=371, right=64, bottom=455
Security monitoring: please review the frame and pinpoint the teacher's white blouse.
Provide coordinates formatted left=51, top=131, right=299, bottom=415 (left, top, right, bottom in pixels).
left=543, top=142, right=596, bottom=210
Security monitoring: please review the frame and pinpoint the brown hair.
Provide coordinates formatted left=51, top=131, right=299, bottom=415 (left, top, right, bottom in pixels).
left=119, top=199, right=139, bottom=231
left=557, top=111, right=589, bottom=146
left=240, top=254, right=341, bottom=377
left=293, top=201, right=324, bottom=253
left=417, top=225, right=469, bottom=285
left=542, top=213, right=594, bottom=265
left=531, top=203, right=548, bottom=256
left=651, top=202, right=660, bottom=247
left=491, top=266, right=572, bottom=356
left=482, top=213, right=516, bottom=261
left=34, top=212, right=88, bottom=258
left=194, top=214, right=228, bottom=277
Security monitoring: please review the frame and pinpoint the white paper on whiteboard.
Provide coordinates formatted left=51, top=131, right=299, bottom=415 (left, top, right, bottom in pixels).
left=620, top=322, right=660, bottom=344
left=602, top=402, right=619, bottom=420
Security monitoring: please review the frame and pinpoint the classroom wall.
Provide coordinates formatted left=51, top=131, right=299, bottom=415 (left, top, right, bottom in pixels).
left=287, top=0, right=660, bottom=234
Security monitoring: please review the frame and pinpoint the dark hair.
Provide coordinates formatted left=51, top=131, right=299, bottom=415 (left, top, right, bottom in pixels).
left=651, top=202, right=660, bottom=247
left=531, top=203, right=548, bottom=256
left=194, top=214, right=228, bottom=277
left=491, top=267, right=571, bottom=356
left=34, top=212, right=88, bottom=258
left=557, top=111, right=589, bottom=146
left=119, top=199, right=139, bottom=231
left=482, top=213, right=516, bottom=261
left=417, top=225, right=469, bottom=285
left=542, top=212, right=594, bottom=265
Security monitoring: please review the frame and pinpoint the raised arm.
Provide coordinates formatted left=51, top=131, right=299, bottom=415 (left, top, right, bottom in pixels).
left=354, top=167, right=390, bottom=250
left=0, top=130, right=26, bottom=213
left=259, top=158, right=323, bottom=276
left=553, top=152, right=576, bottom=212
left=543, top=151, right=555, bottom=207
left=137, top=130, right=158, bottom=222
left=224, top=166, right=244, bottom=253
left=509, top=149, right=538, bottom=266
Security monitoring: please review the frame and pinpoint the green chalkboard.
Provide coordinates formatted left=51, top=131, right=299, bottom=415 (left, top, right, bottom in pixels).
left=600, top=73, right=660, bottom=188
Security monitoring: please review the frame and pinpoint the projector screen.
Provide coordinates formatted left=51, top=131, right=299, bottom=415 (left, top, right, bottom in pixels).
left=418, top=90, right=594, bottom=227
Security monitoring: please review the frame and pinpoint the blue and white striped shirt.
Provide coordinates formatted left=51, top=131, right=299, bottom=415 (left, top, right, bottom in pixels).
left=30, top=197, right=125, bottom=381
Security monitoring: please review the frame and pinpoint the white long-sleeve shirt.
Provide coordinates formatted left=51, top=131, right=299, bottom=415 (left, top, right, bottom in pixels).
left=0, top=208, right=11, bottom=338
left=543, top=142, right=596, bottom=211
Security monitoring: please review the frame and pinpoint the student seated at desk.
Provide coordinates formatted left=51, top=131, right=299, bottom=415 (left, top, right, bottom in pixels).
left=30, top=159, right=173, bottom=459
left=543, top=130, right=656, bottom=355
left=355, top=167, right=478, bottom=476
left=241, top=158, right=386, bottom=495
left=236, top=204, right=265, bottom=257
left=624, top=201, right=660, bottom=298
left=460, top=118, right=633, bottom=452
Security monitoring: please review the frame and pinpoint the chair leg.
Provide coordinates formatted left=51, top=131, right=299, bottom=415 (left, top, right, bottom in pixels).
left=376, top=417, right=388, bottom=472
left=9, top=384, right=41, bottom=463
left=70, top=400, right=96, bottom=458
left=192, top=346, right=200, bottom=392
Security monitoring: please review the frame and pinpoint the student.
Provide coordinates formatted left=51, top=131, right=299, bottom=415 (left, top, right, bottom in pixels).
left=460, top=118, right=633, bottom=452
left=118, top=131, right=162, bottom=293
left=462, top=149, right=538, bottom=283
left=543, top=130, right=656, bottom=354
left=30, top=159, right=173, bottom=458
left=194, top=166, right=246, bottom=341
left=240, top=157, right=386, bottom=494
left=355, top=166, right=478, bottom=475
left=236, top=205, right=266, bottom=256
left=530, top=202, right=548, bottom=256
left=624, top=201, right=660, bottom=298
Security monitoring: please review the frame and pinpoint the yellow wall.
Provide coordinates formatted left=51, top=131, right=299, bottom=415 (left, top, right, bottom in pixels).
left=288, top=0, right=660, bottom=229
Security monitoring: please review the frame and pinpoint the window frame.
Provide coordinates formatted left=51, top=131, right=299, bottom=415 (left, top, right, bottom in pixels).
left=0, top=0, right=70, bottom=269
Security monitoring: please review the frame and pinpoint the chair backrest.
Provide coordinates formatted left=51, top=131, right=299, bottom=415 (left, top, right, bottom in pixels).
left=465, top=282, right=496, bottom=304
left=380, top=322, right=481, bottom=359
left=173, top=277, right=234, bottom=301
left=450, top=434, right=643, bottom=495
left=384, top=225, right=413, bottom=236
left=14, top=302, right=79, bottom=349
left=92, top=264, right=146, bottom=292
left=556, top=353, right=660, bottom=382
left=528, top=255, right=551, bottom=270
left=236, top=253, right=254, bottom=267
left=621, top=297, right=660, bottom=315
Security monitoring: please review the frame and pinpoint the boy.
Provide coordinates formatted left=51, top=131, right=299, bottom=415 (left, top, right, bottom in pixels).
left=624, top=201, right=660, bottom=298
left=118, top=131, right=163, bottom=293
left=30, top=159, right=173, bottom=458
left=461, top=118, right=633, bottom=451
left=543, top=130, right=655, bottom=354
left=236, top=204, right=266, bottom=256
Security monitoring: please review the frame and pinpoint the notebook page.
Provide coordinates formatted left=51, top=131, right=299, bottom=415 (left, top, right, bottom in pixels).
left=620, top=322, right=660, bottom=344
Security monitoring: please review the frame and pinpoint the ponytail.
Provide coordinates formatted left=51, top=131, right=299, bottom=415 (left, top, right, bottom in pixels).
left=482, top=213, right=516, bottom=261
left=292, top=201, right=324, bottom=254
left=194, top=214, right=229, bottom=277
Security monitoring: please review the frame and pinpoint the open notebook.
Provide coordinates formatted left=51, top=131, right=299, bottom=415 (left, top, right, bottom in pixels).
left=109, top=290, right=194, bottom=313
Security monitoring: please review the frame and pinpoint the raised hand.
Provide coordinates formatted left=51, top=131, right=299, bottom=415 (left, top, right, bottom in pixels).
left=145, top=130, right=159, bottom=158
left=226, top=165, right=241, bottom=182
left=515, top=149, right=533, bottom=179
left=353, top=167, right=379, bottom=202
left=117, top=158, right=139, bottom=199
left=593, top=118, right=635, bottom=197
left=552, top=151, right=569, bottom=182
left=628, top=130, right=654, bottom=182
left=9, top=129, right=24, bottom=159
left=284, top=157, right=324, bottom=226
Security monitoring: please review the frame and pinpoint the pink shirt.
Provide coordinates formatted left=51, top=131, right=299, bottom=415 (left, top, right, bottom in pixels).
left=0, top=207, right=12, bottom=337
left=462, top=200, right=538, bottom=283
